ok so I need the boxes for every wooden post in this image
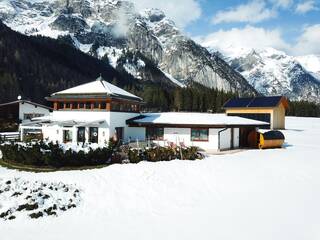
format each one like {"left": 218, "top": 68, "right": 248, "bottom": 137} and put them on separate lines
{"left": 106, "top": 102, "right": 111, "bottom": 111}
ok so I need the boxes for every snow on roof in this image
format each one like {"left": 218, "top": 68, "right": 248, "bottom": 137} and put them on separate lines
{"left": 52, "top": 77, "right": 142, "bottom": 101}
{"left": 130, "top": 112, "right": 269, "bottom": 126}
{"left": 0, "top": 100, "right": 52, "bottom": 110}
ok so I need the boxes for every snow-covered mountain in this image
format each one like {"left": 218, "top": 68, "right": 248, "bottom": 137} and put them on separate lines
{"left": 0, "top": 0, "right": 256, "bottom": 95}
{"left": 213, "top": 46, "right": 320, "bottom": 103}
{"left": 296, "top": 55, "right": 320, "bottom": 82}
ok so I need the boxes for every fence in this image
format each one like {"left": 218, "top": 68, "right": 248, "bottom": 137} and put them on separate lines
{"left": 0, "top": 132, "right": 20, "bottom": 143}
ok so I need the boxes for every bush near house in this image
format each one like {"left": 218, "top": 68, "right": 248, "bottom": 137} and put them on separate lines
{"left": 0, "top": 141, "right": 203, "bottom": 170}
{"left": 0, "top": 141, "right": 115, "bottom": 168}
{"left": 128, "top": 146, "right": 202, "bottom": 163}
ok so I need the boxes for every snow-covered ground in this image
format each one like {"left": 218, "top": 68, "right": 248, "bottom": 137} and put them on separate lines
{"left": 1, "top": 117, "right": 320, "bottom": 240}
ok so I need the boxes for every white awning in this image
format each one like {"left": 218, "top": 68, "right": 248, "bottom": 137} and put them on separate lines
{"left": 21, "top": 117, "right": 106, "bottom": 128}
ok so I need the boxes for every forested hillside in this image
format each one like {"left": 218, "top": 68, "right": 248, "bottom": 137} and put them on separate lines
{"left": 0, "top": 21, "right": 239, "bottom": 112}
{"left": 0, "top": 21, "right": 139, "bottom": 104}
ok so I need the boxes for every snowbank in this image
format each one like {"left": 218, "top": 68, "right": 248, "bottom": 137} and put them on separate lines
{"left": 0, "top": 117, "right": 320, "bottom": 240}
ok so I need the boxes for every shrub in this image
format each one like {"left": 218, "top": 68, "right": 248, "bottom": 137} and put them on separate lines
{"left": 128, "top": 149, "right": 143, "bottom": 163}
{"left": 0, "top": 141, "right": 203, "bottom": 169}
{"left": 145, "top": 147, "right": 178, "bottom": 162}
{"left": 0, "top": 142, "right": 113, "bottom": 168}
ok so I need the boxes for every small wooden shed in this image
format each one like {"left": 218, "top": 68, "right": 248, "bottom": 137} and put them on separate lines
{"left": 223, "top": 96, "right": 289, "bottom": 129}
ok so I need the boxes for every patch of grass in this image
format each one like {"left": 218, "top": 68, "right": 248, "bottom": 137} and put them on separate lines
{"left": 29, "top": 211, "right": 43, "bottom": 219}
{"left": 0, "top": 210, "right": 11, "bottom": 218}
{"left": 44, "top": 206, "right": 57, "bottom": 216}
{"left": 0, "top": 159, "right": 110, "bottom": 173}
{"left": 11, "top": 192, "right": 22, "bottom": 197}
{"left": 17, "top": 203, "right": 39, "bottom": 211}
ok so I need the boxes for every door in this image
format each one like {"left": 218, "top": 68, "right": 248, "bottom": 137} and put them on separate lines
{"left": 115, "top": 127, "right": 124, "bottom": 143}
{"left": 89, "top": 127, "right": 99, "bottom": 143}
{"left": 63, "top": 130, "right": 72, "bottom": 143}
{"left": 77, "top": 127, "right": 85, "bottom": 143}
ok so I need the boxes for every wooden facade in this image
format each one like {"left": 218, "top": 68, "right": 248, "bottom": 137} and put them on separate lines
{"left": 51, "top": 98, "right": 141, "bottom": 113}
{"left": 224, "top": 96, "right": 289, "bottom": 130}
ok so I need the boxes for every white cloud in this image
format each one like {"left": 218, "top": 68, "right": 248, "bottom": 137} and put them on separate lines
{"left": 211, "top": 1, "right": 277, "bottom": 24}
{"left": 295, "top": 1, "right": 318, "bottom": 14}
{"left": 130, "top": 0, "right": 202, "bottom": 28}
{"left": 195, "top": 26, "right": 289, "bottom": 56}
{"left": 194, "top": 24, "right": 320, "bottom": 56}
{"left": 270, "top": 0, "right": 293, "bottom": 8}
{"left": 293, "top": 24, "right": 320, "bottom": 55}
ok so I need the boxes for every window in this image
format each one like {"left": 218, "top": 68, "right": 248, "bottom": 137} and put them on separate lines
{"left": 100, "top": 102, "right": 106, "bottom": 109}
{"left": 23, "top": 113, "right": 44, "bottom": 120}
{"left": 77, "top": 127, "right": 85, "bottom": 143}
{"left": 89, "top": 127, "right": 98, "bottom": 143}
{"left": 71, "top": 102, "right": 78, "bottom": 109}
{"left": 111, "top": 102, "right": 120, "bottom": 111}
{"left": 58, "top": 102, "right": 64, "bottom": 109}
{"left": 191, "top": 128, "right": 209, "bottom": 141}
{"left": 93, "top": 102, "right": 100, "bottom": 109}
{"left": 146, "top": 127, "right": 164, "bottom": 140}
{"left": 85, "top": 102, "right": 91, "bottom": 109}
{"left": 79, "top": 102, "right": 85, "bottom": 109}
{"left": 65, "top": 102, "right": 71, "bottom": 109}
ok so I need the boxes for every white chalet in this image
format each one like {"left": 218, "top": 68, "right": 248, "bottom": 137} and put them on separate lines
{"left": 21, "top": 77, "right": 269, "bottom": 151}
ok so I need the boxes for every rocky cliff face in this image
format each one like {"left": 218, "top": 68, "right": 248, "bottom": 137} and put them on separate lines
{"left": 0, "top": 0, "right": 256, "bottom": 96}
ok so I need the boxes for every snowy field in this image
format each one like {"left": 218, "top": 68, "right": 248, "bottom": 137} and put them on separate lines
{"left": 1, "top": 117, "right": 320, "bottom": 240}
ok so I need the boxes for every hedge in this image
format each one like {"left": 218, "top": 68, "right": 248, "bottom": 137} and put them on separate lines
{"left": 0, "top": 141, "right": 115, "bottom": 168}
{"left": 0, "top": 141, "right": 203, "bottom": 169}
{"left": 128, "top": 146, "right": 202, "bottom": 163}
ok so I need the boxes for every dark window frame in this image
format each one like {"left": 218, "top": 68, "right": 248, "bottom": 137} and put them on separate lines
{"left": 191, "top": 128, "right": 209, "bottom": 142}
{"left": 146, "top": 127, "right": 164, "bottom": 140}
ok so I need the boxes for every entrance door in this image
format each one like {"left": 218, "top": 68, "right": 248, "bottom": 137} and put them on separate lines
{"left": 89, "top": 127, "right": 99, "bottom": 143}
{"left": 63, "top": 129, "right": 72, "bottom": 143}
{"left": 77, "top": 127, "right": 85, "bottom": 143}
{"left": 115, "top": 127, "right": 124, "bottom": 143}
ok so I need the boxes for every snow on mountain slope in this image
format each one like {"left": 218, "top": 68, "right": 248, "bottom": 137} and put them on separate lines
{"left": 0, "top": 0, "right": 256, "bottom": 95}
{"left": 215, "top": 46, "right": 320, "bottom": 103}
{"left": 296, "top": 55, "right": 320, "bottom": 82}
{"left": 1, "top": 117, "right": 320, "bottom": 240}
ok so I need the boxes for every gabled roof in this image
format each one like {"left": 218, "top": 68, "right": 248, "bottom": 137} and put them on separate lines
{"left": 50, "top": 76, "right": 142, "bottom": 102}
{"left": 127, "top": 112, "right": 269, "bottom": 128}
{"left": 0, "top": 100, "right": 52, "bottom": 110}
{"left": 223, "top": 96, "right": 288, "bottom": 109}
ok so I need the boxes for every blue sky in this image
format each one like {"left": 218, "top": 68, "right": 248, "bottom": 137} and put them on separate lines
{"left": 133, "top": 0, "right": 320, "bottom": 55}
{"left": 186, "top": 0, "right": 320, "bottom": 45}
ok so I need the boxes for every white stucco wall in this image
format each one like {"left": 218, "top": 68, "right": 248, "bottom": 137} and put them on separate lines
{"left": 233, "top": 128, "right": 240, "bottom": 148}
{"left": 42, "top": 110, "right": 143, "bottom": 144}
{"left": 152, "top": 127, "right": 240, "bottom": 151}
{"left": 152, "top": 128, "right": 223, "bottom": 151}
{"left": 19, "top": 102, "right": 50, "bottom": 123}
{"left": 109, "top": 112, "right": 142, "bottom": 142}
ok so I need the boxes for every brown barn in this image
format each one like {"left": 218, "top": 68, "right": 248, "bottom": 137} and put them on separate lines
{"left": 223, "top": 96, "right": 289, "bottom": 129}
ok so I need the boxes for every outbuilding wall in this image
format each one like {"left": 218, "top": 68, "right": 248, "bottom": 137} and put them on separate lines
{"left": 19, "top": 102, "right": 50, "bottom": 123}
{"left": 226, "top": 105, "right": 286, "bottom": 130}
{"left": 151, "top": 127, "right": 240, "bottom": 151}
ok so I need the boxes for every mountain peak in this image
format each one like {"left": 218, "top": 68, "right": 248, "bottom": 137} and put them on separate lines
{"left": 141, "top": 8, "right": 166, "bottom": 23}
